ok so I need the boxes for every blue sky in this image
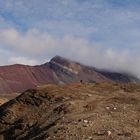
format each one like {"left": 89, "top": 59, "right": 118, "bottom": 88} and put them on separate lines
{"left": 0, "top": 0, "right": 140, "bottom": 76}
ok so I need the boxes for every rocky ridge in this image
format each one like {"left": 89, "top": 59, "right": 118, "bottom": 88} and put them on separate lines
{"left": 0, "top": 56, "right": 139, "bottom": 94}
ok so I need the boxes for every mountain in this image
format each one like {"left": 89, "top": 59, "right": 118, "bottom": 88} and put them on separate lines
{"left": 0, "top": 83, "right": 140, "bottom": 140}
{"left": 0, "top": 56, "right": 139, "bottom": 94}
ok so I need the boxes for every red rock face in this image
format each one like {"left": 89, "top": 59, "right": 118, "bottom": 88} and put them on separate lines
{"left": 0, "top": 64, "right": 57, "bottom": 94}
{"left": 0, "top": 56, "right": 139, "bottom": 94}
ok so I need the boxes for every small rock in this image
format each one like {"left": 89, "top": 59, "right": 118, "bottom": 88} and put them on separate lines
{"left": 113, "top": 107, "right": 117, "bottom": 110}
{"left": 107, "top": 131, "right": 112, "bottom": 136}
{"left": 88, "top": 136, "right": 92, "bottom": 139}
{"left": 87, "top": 94, "right": 92, "bottom": 97}
{"left": 106, "top": 107, "right": 110, "bottom": 110}
{"left": 83, "top": 124, "right": 88, "bottom": 127}
{"left": 83, "top": 120, "right": 88, "bottom": 123}
{"left": 78, "top": 119, "right": 82, "bottom": 122}
{"left": 73, "top": 121, "right": 78, "bottom": 125}
{"left": 95, "top": 131, "right": 105, "bottom": 136}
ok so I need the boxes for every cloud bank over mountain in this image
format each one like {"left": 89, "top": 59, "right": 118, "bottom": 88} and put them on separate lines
{"left": 0, "top": 28, "right": 139, "bottom": 78}
{"left": 0, "top": 0, "right": 140, "bottom": 77}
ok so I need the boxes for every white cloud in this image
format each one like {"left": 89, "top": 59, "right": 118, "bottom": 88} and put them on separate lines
{"left": 0, "top": 28, "right": 140, "bottom": 78}
{"left": 0, "top": 28, "right": 93, "bottom": 57}
{"left": 8, "top": 56, "right": 38, "bottom": 65}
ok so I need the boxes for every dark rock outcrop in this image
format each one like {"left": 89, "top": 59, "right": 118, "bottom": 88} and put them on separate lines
{"left": 0, "top": 86, "right": 67, "bottom": 140}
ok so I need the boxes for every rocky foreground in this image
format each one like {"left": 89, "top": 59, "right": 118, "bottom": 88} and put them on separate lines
{"left": 0, "top": 83, "right": 140, "bottom": 140}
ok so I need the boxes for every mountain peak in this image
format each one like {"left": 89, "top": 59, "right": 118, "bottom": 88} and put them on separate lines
{"left": 49, "top": 56, "right": 82, "bottom": 74}
{"left": 50, "top": 55, "right": 71, "bottom": 65}
{"left": 50, "top": 55, "right": 66, "bottom": 60}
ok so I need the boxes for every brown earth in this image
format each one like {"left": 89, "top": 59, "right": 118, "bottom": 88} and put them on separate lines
{"left": 0, "top": 99, "right": 7, "bottom": 106}
{"left": 0, "top": 83, "right": 140, "bottom": 140}
{"left": 0, "top": 56, "right": 139, "bottom": 94}
{"left": 0, "top": 93, "right": 20, "bottom": 106}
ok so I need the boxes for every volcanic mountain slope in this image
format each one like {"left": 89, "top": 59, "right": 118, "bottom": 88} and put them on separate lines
{"left": 0, "top": 56, "right": 139, "bottom": 94}
{"left": 0, "top": 83, "right": 140, "bottom": 140}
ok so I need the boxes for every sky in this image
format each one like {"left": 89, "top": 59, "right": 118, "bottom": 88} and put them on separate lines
{"left": 0, "top": 0, "right": 140, "bottom": 77}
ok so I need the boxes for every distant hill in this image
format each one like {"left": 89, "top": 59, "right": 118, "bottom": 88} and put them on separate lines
{"left": 0, "top": 55, "right": 139, "bottom": 94}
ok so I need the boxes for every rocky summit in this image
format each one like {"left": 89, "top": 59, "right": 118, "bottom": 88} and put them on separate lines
{"left": 0, "top": 83, "right": 140, "bottom": 140}
{"left": 0, "top": 56, "right": 139, "bottom": 94}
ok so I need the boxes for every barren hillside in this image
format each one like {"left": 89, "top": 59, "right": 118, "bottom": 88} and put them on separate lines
{"left": 0, "top": 56, "right": 139, "bottom": 94}
{"left": 0, "top": 83, "right": 140, "bottom": 140}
